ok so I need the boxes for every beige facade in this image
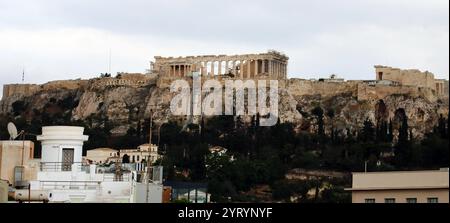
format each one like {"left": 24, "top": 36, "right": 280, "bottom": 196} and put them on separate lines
{"left": 120, "top": 144, "right": 159, "bottom": 164}
{"left": 375, "top": 65, "right": 436, "bottom": 91}
{"left": 347, "top": 169, "right": 449, "bottom": 203}
{"left": 86, "top": 148, "right": 119, "bottom": 164}
{"left": 152, "top": 50, "right": 289, "bottom": 80}
{"left": 0, "top": 179, "right": 8, "bottom": 203}
{"left": 0, "top": 141, "right": 38, "bottom": 187}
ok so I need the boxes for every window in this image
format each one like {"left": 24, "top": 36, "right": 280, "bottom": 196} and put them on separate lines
{"left": 406, "top": 198, "right": 417, "bottom": 203}
{"left": 427, "top": 198, "right": 438, "bottom": 203}
{"left": 365, "top": 199, "right": 375, "bottom": 203}
{"left": 137, "top": 155, "right": 140, "bottom": 162}
{"left": 385, "top": 198, "right": 395, "bottom": 203}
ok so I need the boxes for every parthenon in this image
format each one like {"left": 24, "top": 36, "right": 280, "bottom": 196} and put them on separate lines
{"left": 151, "top": 50, "right": 289, "bottom": 79}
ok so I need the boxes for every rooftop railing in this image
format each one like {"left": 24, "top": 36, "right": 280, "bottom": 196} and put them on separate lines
{"left": 40, "top": 181, "right": 101, "bottom": 190}
{"left": 39, "top": 162, "right": 90, "bottom": 172}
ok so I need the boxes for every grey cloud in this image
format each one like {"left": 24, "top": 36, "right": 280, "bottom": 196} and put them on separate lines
{"left": 0, "top": 0, "right": 448, "bottom": 97}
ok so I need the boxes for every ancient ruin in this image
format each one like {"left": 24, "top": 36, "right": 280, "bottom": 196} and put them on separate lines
{"left": 151, "top": 50, "right": 289, "bottom": 79}
{"left": 0, "top": 51, "right": 448, "bottom": 138}
{"left": 2, "top": 52, "right": 448, "bottom": 103}
{"left": 374, "top": 65, "right": 448, "bottom": 98}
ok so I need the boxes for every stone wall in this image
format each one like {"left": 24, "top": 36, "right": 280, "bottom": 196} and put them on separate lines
{"left": 41, "top": 79, "right": 89, "bottom": 91}
{"left": 286, "top": 79, "right": 359, "bottom": 98}
{"left": 90, "top": 73, "right": 154, "bottom": 90}
{"left": 2, "top": 84, "right": 40, "bottom": 98}
{"left": 2, "top": 74, "right": 154, "bottom": 100}
{"left": 2, "top": 80, "right": 88, "bottom": 99}
{"left": 156, "top": 76, "right": 440, "bottom": 103}
{"left": 357, "top": 83, "right": 436, "bottom": 102}
{"left": 375, "top": 65, "right": 436, "bottom": 90}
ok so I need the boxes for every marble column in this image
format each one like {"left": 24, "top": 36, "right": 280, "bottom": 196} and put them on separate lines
{"left": 210, "top": 62, "right": 214, "bottom": 77}
{"left": 247, "top": 60, "right": 251, "bottom": 78}
{"left": 202, "top": 62, "right": 206, "bottom": 76}
{"left": 285, "top": 63, "right": 288, "bottom": 78}
{"left": 254, "top": 60, "right": 258, "bottom": 77}
{"left": 232, "top": 61, "right": 236, "bottom": 76}
{"left": 268, "top": 60, "right": 272, "bottom": 78}
{"left": 277, "top": 62, "right": 280, "bottom": 78}
{"left": 274, "top": 61, "right": 278, "bottom": 78}
{"left": 261, "top": 60, "right": 266, "bottom": 74}
{"left": 240, "top": 61, "right": 245, "bottom": 79}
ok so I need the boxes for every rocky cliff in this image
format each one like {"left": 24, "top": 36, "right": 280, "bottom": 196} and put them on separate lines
{"left": 1, "top": 74, "right": 448, "bottom": 140}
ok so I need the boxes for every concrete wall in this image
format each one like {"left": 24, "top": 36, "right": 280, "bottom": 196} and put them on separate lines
{"left": 350, "top": 169, "right": 449, "bottom": 203}
{"left": 0, "top": 180, "right": 8, "bottom": 203}
{"left": 132, "top": 183, "right": 163, "bottom": 203}
{"left": 0, "top": 141, "right": 35, "bottom": 186}
{"left": 352, "top": 170, "right": 449, "bottom": 189}
{"left": 352, "top": 188, "right": 449, "bottom": 203}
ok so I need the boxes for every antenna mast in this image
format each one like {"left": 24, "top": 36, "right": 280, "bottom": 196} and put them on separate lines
{"left": 108, "top": 48, "right": 112, "bottom": 75}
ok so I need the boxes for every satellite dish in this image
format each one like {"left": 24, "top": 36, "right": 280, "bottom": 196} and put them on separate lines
{"left": 7, "top": 122, "right": 18, "bottom": 140}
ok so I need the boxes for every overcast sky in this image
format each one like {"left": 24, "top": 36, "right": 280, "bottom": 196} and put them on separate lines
{"left": 0, "top": 0, "right": 448, "bottom": 96}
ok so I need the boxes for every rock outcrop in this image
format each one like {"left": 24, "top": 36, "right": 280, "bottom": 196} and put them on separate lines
{"left": 1, "top": 74, "right": 448, "bottom": 139}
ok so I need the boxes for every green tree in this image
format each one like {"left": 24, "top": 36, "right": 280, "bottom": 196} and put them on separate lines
{"left": 360, "top": 118, "right": 375, "bottom": 142}
{"left": 312, "top": 106, "right": 325, "bottom": 136}
{"left": 395, "top": 114, "right": 412, "bottom": 168}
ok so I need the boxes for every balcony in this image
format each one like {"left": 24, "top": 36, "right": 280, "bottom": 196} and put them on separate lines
{"left": 39, "top": 162, "right": 90, "bottom": 172}
{"left": 40, "top": 181, "right": 101, "bottom": 190}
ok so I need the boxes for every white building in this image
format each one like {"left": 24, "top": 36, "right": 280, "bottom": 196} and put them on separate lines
{"left": 12, "top": 126, "right": 163, "bottom": 203}
{"left": 37, "top": 126, "right": 88, "bottom": 171}
{"left": 120, "top": 144, "right": 160, "bottom": 164}
{"left": 86, "top": 148, "right": 119, "bottom": 164}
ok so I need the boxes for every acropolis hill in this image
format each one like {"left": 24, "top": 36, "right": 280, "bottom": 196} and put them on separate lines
{"left": 0, "top": 51, "right": 448, "bottom": 139}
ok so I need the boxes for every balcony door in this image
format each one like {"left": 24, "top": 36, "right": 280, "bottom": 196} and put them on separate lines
{"left": 62, "top": 148, "right": 75, "bottom": 171}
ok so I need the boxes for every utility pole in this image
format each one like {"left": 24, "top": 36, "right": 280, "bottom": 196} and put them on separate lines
{"left": 145, "top": 109, "right": 153, "bottom": 203}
